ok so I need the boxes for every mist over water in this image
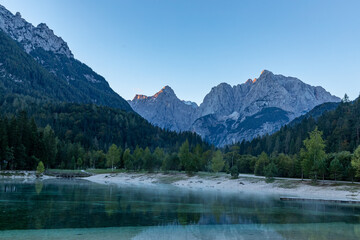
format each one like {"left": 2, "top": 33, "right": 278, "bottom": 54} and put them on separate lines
{"left": 0, "top": 179, "right": 360, "bottom": 239}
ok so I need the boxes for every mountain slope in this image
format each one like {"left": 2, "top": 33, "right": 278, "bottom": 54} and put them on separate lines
{"left": 0, "top": 94, "right": 207, "bottom": 154}
{"left": 129, "top": 86, "right": 198, "bottom": 131}
{"left": 233, "top": 97, "right": 360, "bottom": 156}
{"left": 289, "top": 101, "right": 340, "bottom": 126}
{"left": 0, "top": 4, "right": 131, "bottom": 111}
{"left": 130, "top": 70, "right": 340, "bottom": 146}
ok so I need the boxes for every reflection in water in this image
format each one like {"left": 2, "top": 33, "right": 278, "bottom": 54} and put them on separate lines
{"left": 1, "top": 185, "right": 16, "bottom": 192}
{"left": 0, "top": 223, "right": 359, "bottom": 240}
{"left": 0, "top": 179, "right": 359, "bottom": 239}
{"left": 35, "top": 181, "right": 43, "bottom": 194}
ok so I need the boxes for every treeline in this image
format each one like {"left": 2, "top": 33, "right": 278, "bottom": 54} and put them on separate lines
{"left": 0, "top": 94, "right": 207, "bottom": 153}
{"left": 222, "top": 96, "right": 360, "bottom": 182}
{"left": 2, "top": 109, "right": 360, "bottom": 184}
{"left": 2, "top": 92, "right": 360, "bottom": 184}
{"left": 0, "top": 111, "right": 54, "bottom": 170}
{"left": 0, "top": 111, "right": 221, "bottom": 172}
{"left": 224, "top": 128, "right": 360, "bottom": 182}
{"left": 229, "top": 96, "right": 360, "bottom": 156}
{"left": 0, "top": 94, "right": 210, "bottom": 170}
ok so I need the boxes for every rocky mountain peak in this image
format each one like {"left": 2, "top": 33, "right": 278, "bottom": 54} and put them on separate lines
{"left": 133, "top": 94, "right": 148, "bottom": 101}
{"left": 129, "top": 86, "right": 198, "bottom": 132}
{"left": 245, "top": 79, "right": 253, "bottom": 84}
{"left": 37, "top": 23, "right": 49, "bottom": 29}
{"left": 154, "top": 85, "right": 175, "bottom": 98}
{"left": 257, "top": 69, "right": 274, "bottom": 81}
{"left": 0, "top": 4, "right": 73, "bottom": 58}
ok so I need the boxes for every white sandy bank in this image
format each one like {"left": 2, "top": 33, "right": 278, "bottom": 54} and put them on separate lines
{"left": 85, "top": 172, "right": 360, "bottom": 201}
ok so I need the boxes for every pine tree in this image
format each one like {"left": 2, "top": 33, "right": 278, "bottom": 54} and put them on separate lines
{"left": 301, "top": 127, "right": 326, "bottom": 181}
{"left": 254, "top": 152, "right": 269, "bottom": 176}
{"left": 330, "top": 157, "right": 342, "bottom": 182}
{"left": 123, "top": 148, "right": 133, "bottom": 171}
{"left": 211, "top": 150, "right": 224, "bottom": 173}
{"left": 36, "top": 161, "right": 45, "bottom": 176}
{"left": 179, "top": 140, "right": 196, "bottom": 174}
{"left": 351, "top": 145, "right": 360, "bottom": 178}
{"left": 143, "top": 147, "right": 154, "bottom": 172}
{"left": 106, "top": 144, "right": 121, "bottom": 171}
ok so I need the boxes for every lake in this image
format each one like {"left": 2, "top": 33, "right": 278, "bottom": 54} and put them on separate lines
{"left": 0, "top": 179, "right": 359, "bottom": 239}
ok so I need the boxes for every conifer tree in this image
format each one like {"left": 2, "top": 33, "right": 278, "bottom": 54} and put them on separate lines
{"left": 211, "top": 150, "right": 224, "bottom": 173}
{"left": 301, "top": 127, "right": 326, "bottom": 181}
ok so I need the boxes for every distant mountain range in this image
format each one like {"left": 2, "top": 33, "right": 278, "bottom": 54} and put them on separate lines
{"left": 0, "top": 5, "right": 132, "bottom": 111}
{"left": 0, "top": 4, "right": 342, "bottom": 148}
{"left": 130, "top": 70, "right": 341, "bottom": 146}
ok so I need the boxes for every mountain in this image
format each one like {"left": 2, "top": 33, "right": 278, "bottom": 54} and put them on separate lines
{"left": 0, "top": 4, "right": 132, "bottom": 111}
{"left": 233, "top": 97, "right": 360, "bottom": 156}
{"left": 130, "top": 70, "right": 341, "bottom": 146}
{"left": 129, "top": 86, "right": 198, "bottom": 131}
{"left": 288, "top": 101, "right": 340, "bottom": 127}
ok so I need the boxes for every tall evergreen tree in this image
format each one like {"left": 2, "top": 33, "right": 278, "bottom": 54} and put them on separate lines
{"left": 301, "top": 127, "right": 326, "bottom": 181}
{"left": 106, "top": 144, "right": 121, "bottom": 171}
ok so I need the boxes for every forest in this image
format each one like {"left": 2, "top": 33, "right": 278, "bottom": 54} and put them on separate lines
{"left": 1, "top": 93, "right": 360, "bottom": 183}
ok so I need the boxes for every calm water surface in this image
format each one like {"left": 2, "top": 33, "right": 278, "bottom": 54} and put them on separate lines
{"left": 0, "top": 179, "right": 360, "bottom": 239}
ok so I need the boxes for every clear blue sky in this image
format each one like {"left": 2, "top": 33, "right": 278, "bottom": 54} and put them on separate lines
{"left": 1, "top": 0, "right": 359, "bottom": 104}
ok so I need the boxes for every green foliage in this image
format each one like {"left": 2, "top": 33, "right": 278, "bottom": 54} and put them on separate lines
{"left": 179, "top": 140, "right": 197, "bottom": 174}
{"left": 106, "top": 144, "right": 121, "bottom": 171}
{"left": 0, "top": 93, "right": 209, "bottom": 170}
{"left": 254, "top": 152, "right": 269, "bottom": 176}
{"left": 161, "top": 153, "right": 180, "bottom": 172}
{"left": 143, "top": 147, "right": 154, "bottom": 172}
{"left": 301, "top": 127, "right": 326, "bottom": 181}
{"left": 264, "top": 161, "right": 278, "bottom": 181}
{"left": 275, "top": 154, "right": 295, "bottom": 178}
{"left": 152, "top": 147, "right": 164, "bottom": 171}
{"left": 211, "top": 150, "right": 224, "bottom": 173}
{"left": 329, "top": 157, "right": 343, "bottom": 181}
{"left": 123, "top": 148, "right": 133, "bottom": 171}
{"left": 76, "top": 157, "right": 83, "bottom": 169}
{"left": 36, "top": 161, "right": 45, "bottom": 175}
{"left": 230, "top": 165, "right": 239, "bottom": 179}
{"left": 351, "top": 145, "right": 360, "bottom": 178}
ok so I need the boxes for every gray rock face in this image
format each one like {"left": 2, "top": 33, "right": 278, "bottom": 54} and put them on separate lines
{"left": 0, "top": 5, "right": 73, "bottom": 58}
{"left": 130, "top": 70, "right": 341, "bottom": 146}
{"left": 129, "top": 86, "right": 198, "bottom": 131}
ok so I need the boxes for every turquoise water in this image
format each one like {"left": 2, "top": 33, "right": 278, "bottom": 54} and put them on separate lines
{"left": 0, "top": 179, "right": 360, "bottom": 239}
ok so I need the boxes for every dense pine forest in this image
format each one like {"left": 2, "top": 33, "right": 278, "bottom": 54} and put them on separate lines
{"left": 0, "top": 94, "right": 208, "bottom": 170}
{"left": 2, "top": 92, "right": 360, "bottom": 183}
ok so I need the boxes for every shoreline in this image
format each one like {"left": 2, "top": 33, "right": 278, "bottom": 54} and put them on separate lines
{"left": 84, "top": 172, "right": 360, "bottom": 201}
{"left": 2, "top": 170, "right": 360, "bottom": 201}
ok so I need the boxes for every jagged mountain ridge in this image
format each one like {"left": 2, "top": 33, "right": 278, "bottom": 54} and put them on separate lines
{"left": 130, "top": 70, "right": 341, "bottom": 146}
{"left": 0, "top": 5, "right": 72, "bottom": 58}
{"left": 0, "top": 4, "right": 132, "bottom": 111}
{"left": 129, "top": 86, "right": 198, "bottom": 131}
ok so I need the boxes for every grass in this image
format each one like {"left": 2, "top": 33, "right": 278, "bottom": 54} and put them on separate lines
{"left": 276, "top": 180, "right": 299, "bottom": 189}
{"left": 0, "top": 171, "right": 27, "bottom": 177}
{"left": 46, "top": 169, "right": 85, "bottom": 174}
{"left": 156, "top": 175, "right": 187, "bottom": 184}
{"left": 86, "top": 169, "right": 126, "bottom": 174}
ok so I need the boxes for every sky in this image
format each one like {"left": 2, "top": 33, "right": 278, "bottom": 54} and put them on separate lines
{"left": 0, "top": 0, "right": 359, "bottom": 104}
